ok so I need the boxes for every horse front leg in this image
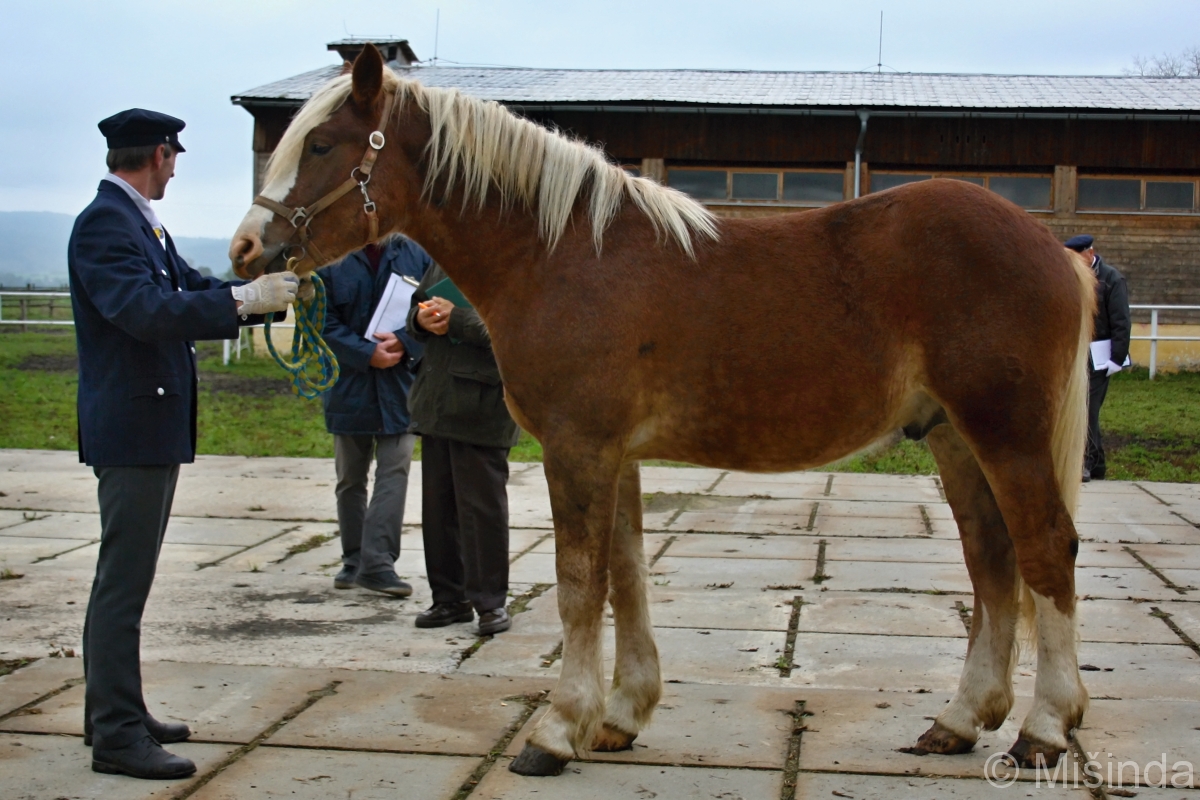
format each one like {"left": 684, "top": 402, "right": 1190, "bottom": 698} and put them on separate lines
{"left": 510, "top": 446, "right": 621, "bottom": 777}
{"left": 593, "top": 461, "right": 661, "bottom": 752}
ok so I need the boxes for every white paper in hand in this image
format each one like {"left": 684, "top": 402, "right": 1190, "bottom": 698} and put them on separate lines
{"left": 1089, "top": 339, "right": 1112, "bottom": 371}
{"left": 363, "top": 272, "right": 416, "bottom": 342}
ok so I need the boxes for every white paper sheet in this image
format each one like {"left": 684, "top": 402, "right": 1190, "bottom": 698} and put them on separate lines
{"left": 363, "top": 272, "right": 416, "bottom": 342}
{"left": 1089, "top": 339, "right": 1112, "bottom": 370}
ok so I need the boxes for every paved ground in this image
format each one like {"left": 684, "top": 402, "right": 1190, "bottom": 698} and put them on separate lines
{"left": 0, "top": 448, "right": 1198, "bottom": 799}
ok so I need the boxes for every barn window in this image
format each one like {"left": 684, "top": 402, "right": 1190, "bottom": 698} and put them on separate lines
{"left": 668, "top": 168, "right": 845, "bottom": 205}
{"left": 732, "top": 172, "right": 779, "bottom": 200}
{"left": 989, "top": 176, "right": 1052, "bottom": 209}
{"left": 1078, "top": 177, "right": 1197, "bottom": 212}
{"left": 783, "top": 172, "right": 844, "bottom": 202}
{"left": 870, "top": 173, "right": 932, "bottom": 192}
{"left": 1145, "top": 181, "right": 1194, "bottom": 210}
{"left": 668, "top": 169, "right": 727, "bottom": 200}
{"left": 1078, "top": 178, "right": 1141, "bottom": 210}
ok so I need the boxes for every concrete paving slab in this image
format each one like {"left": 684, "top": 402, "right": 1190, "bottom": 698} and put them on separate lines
{"left": 815, "top": 516, "right": 932, "bottom": 538}
{"left": 1157, "top": 600, "right": 1200, "bottom": 643}
{"left": 48, "top": 541, "right": 246, "bottom": 574}
{"left": 797, "top": 690, "right": 1085, "bottom": 782}
{"left": 527, "top": 531, "right": 672, "bottom": 556}
{"left": 0, "top": 510, "right": 32, "bottom": 531}
{"left": 649, "top": 588, "right": 795, "bottom": 631}
{"left": 1054, "top": 641, "right": 1200, "bottom": 701}
{"left": 1076, "top": 566, "right": 1179, "bottom": 600}
{"left": 210, "top": 523, "right": 341, "bottom": 573}
{"left": 508, "top": 552, "right": 557, "bottom": 584}
{"left": 793, "top": 771, "right": 1085, "bottom": 799}
{"left": 456, "top": 632, "right": 565, "bottom": 677}
{"left": 826, "top": 482, "right": 945, "bottom": 503}
{"left": 1076, "top": 599, "right": 1183, "bottom": 644}
{"left": 663, "top": 533, "right": 819, "bottom": 561}
{"left": 711, "top": 477, "right": 828, "bottom": 499}
{"left": 817, "top": 560, "right": 973, "bottom": 594}
{"left": 655, "top": 627, "right": 788, "bottom": 686}
{"left": 474, "top": 758, "right": 784, "bottom": 800}
{"left": 789, "top": 632, "right": 965, "bottom": 692}
{"left": 165, "top": 516, "right": 306, "bottom": 547}
{"left": 189, "top": 746, "right": 479, "bottom": 800}
{"left": 0, "top": 511, "right": 99, "bottom": 540}
{"left": 824, "top": 537, "right": 964, "bottom": 564}
{"left": 0, "top": 658, "right": 81, "bottom": 717}
{"left": 639, "top": 466, "right": 726, "bottom": 494}
{"left": 1075, "top": 544, "right": 1143, "bottom": 568}
{"left": 669, "top": 510, "right": 819, "bottom": 534}
{"left": 1075, "top": 520, "right": 1200, "bottom": 545}
{"left": 506, "top": 683, "right": 801, "bottom": 769}
{"left": 0, "top": 733, "right": 234, "bottom": 800}
{"left": 821, "top": 499, "right": 950, "bottom": 520}
{"left": 797, "top": 593, "right": 967, "bottom": 639}
{"left": 1075, "top": 699, "right": 1199, "bottom": 789}
{"left": 270, "top": 671, "right": 550, "bottom": 755}
{"left": 2, "top": 662, "right": 340, "bottom": 743}
{"left": 1160, "top": 569, "right": 1200, "bottom": 592}
{"left": 650, "top": 556, "right": 816, "bottom": 591}
{"left": 1074, "top": 504, "right": 1184, "bottom": 527}
{"left": 0, "top": 535, "right": 99, "bottom": 566}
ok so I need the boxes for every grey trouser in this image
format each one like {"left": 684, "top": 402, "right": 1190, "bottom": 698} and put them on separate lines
{"left": 334, "top": 433, "right": 415, "bottom": 577}
{"left": 421, "top": 435, "right": 511, "bottom": 612}
{"left": 83, "top": 464, "right": 179, "bottom": 750}
{"left": 1086, "top": 369, "right": 1110, "bottom": 475}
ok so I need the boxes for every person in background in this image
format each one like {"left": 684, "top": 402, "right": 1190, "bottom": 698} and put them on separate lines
{"left": 406, "top": 264, "right": 520, "bottom": 635}
{"left": 318, "top": 235, "right": 432, "bottom": 596}
{"left": 70, "top": 108, "right": 296, "bottom": 780}
{"left": 1065, "top": 234, "right": 1131, "bottom": 482}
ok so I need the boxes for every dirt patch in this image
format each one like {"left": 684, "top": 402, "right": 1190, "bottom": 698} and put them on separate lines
{"left": 1103, "top": 433, "right": 1200, "bottom": 465}
{"left": 188, "top": 611, "right": 396, "bottom": 639}
{"left": 15, "top": 354, "right": 78, "bottom": 372}
{"left": 199, "top": 373, "right": 294, "bottom": 397}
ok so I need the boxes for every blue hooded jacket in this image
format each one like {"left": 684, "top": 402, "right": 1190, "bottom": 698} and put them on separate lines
{"left": 317, "top": 237, "right": 432, "bottom": 435}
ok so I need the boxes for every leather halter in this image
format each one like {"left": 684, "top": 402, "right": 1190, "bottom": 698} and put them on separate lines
{"left": 253, "top": 87, "right": 399, "bottom": 267}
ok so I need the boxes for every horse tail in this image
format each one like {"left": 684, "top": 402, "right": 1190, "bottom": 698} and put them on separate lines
{"left": 1017, "top": 246, "right": 1096, "bottom": 652}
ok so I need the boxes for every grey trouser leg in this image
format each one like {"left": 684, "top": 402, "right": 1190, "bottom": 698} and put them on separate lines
{"left": 1086, "top": 369, "right": 1110, "bottom": 475}
{"left": 334, "top": 433, "right": 414, "bottom": 577}
{"left": 83, "top": 464, "right": 179, "bottom": 750}
{"left": 421, "top": 435, "right": 511, "bottom": 612}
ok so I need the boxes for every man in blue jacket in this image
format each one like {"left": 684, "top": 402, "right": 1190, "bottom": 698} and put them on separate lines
{"left": 69, "top": 109, "right": 297, "bottom": 780}
{"left": 318, "top": 235, "right": 431, "bottom": 596}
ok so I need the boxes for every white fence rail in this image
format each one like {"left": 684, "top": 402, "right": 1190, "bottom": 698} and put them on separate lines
{"left": 1130, "top": 305, "right": 1200, "bottom": 379}
{"left": 0, "top": 291, "right": 73, "bottom": 327}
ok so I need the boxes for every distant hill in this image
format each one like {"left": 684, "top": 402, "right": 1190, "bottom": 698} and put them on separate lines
{"left": 0, "top": 211, "right": 233, "bottom": 287}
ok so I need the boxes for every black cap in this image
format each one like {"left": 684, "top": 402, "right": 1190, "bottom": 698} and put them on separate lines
{"left": 98, "top": 109, "right": 186, "bottom": 152}
{"left": 1063, "top": 234, "right": 1094, "bottom": 251}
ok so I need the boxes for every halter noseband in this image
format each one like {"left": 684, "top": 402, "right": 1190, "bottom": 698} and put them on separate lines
{"left": 253, "top": 87, "right": 399, "bottom": 268}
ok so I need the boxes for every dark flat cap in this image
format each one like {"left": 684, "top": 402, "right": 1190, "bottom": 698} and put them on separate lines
{"left": 98, "top": 109, "right": 186, "bottom": 152}
{"left": 1063, "top": 234, "right": 1094, "bottom": 251}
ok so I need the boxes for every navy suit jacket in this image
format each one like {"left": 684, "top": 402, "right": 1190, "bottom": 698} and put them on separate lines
{"left": 317, "top": 238, "right": 432, "bottom": 435}
{"left": 68, "top": 180, "right": 263, "bottom": 466}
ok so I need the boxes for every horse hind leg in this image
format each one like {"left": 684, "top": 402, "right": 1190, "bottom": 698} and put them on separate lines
{"left": 911, "top": 423, "right": 1020, "bottom": 755}
{"left": 592, "top": 461, "right": 661, "bottom": 752}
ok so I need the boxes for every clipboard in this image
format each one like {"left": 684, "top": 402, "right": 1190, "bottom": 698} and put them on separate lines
{"left": 427, "top": 277, "right": 472, "bottom": 309}
{"left": 362, "top": 272, "right": 417, "bottom": 341}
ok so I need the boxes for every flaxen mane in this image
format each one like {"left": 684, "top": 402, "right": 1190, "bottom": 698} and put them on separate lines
{"left": 266, "top": 71, "right": 719, "bottom": 256}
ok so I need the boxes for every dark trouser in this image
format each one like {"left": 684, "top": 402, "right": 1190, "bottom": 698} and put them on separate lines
{"left": 1086, "top": 368, "right": 1110, "bottom": 476}
{"left": 334, "top": 433, "right": 416, "bottom": 578}
{"left": 83, "top": 464, "right": 179, "bottom": 750}
{"left": 421, "top": 435, "right": 511, "bottom": 613}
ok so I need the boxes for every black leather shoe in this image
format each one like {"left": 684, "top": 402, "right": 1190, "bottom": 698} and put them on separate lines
{"left": 1091, "top": 468, "right": 1106, "bottom": 480}
{"left": 334, "top": 566, "right": 357, "bottom": 589}
{"left": 415, "top": 601, "right": 474, "bottom": 628}
{"left": 84, "top": 715, "right": 191, "bottom": 747}
{"left": 356, "top": 571, "right": 413, "bottom": 597}
{"left": 92, "top": 735, "right": 196, "bottom": 779}
{"left": 478, "top": 607, "right": 512, "bottom": 635}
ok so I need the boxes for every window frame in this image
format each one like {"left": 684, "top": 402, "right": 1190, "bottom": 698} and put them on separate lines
{"left": 868, "top": 171, "right": 1055, "bottom": 211}
{"left": 666, "top": 166, "right": 847, "bottom": 207}
{"left": 1077, "top": 175, "right": 1198, "bottom": 214}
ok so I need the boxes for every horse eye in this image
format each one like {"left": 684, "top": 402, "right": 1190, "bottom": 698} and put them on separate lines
{"left": 310, "top": 143, "right": 332, "bottom": 156}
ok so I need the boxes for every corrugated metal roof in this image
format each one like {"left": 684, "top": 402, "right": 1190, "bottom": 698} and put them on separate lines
{"left": 231, "top": 65, "right": 1200, "bottom": 113}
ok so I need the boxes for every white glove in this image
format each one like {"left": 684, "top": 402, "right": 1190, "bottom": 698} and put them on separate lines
{"left": 1105, "top": 361, "right": 1123, "bottom": 377}
{"left": 232, "top": 272, "right": 299, "bottom": 315}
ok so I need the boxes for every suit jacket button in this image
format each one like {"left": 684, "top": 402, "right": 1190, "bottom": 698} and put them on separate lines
{"left": 191, "top": 346, "right": 196, "bottom": 354}
{"left": 161, "top": 269, "right": 168, "bottom": 276}
{"left": 157, "top": 387, "right": 165, "bottom": 396}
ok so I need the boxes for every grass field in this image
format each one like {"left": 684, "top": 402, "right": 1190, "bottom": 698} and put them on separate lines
{"left": 3, "top": 329, "right": 1198, "bottom": 481}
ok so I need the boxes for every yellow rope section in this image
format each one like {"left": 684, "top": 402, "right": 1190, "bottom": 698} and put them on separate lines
{"left": 263, "top": 272, "right": 340, "bottom": 399}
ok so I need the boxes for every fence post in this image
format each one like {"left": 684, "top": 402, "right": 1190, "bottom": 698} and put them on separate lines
{"left": 19, "top": 296, "right": 27, "bottom": 333}
{"left": 1149, "top": 309, "right": 1159, "bottom": 380}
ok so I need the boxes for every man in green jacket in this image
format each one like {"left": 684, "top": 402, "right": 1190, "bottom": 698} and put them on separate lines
{"left": 406, "top": 264, "right": 520, "bottom": 635}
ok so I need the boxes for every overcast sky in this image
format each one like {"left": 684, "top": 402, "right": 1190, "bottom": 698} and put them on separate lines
{"left": 1, "top": 0, "right": 1198, "bottom": 238}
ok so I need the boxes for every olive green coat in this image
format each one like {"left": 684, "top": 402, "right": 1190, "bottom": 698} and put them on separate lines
{"left": 405, "top": 264, "right": 520, "bottom": 449}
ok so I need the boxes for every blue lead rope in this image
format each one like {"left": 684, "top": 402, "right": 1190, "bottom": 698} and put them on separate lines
{"left": 263, "top": 273, "right": 340, "bottom": 399}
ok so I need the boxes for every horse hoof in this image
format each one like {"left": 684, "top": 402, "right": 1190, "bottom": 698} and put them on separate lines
{"left": 591, "top": 724, "right": 637, "bottom": 752}
{"left": 509, "top": 743, "right": 568, "bottom": 776}
{"left": 1007, "top": 735, "right": 1065, "bottom": 769}
{"left": 901, "top": 722, "right": 975, "bottom": 756}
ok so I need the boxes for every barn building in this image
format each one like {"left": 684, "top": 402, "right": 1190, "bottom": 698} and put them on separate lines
{"left": 233, "top": 38, "right": 1200, "bottom": 364}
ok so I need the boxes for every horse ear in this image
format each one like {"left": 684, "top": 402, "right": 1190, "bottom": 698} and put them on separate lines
{"left": 350, "top": 44, "right": 384, "bottom": 113}
{"left": 340, "top": 60, "right": 353, "bottom": 76}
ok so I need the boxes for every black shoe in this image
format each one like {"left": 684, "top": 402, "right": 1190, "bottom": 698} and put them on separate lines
{"left": 84, "top": 715, "right": 191, "bottom": 747}
{"left": 92, "top": 735, "right": 196, "bottom": 779}
{"left": 1082, "top": 469, "right": 1091, "bottom": 483}
{"left": 355, "top": 571, "right": 413, "bottom": 597}
{"left": 334, "top": 566, "right": 357, "bottom": 589}
{"left": 1091, "top": 468, "right": 1106, "bottom": 480}
{"left": 478, "top": 607, "right": 512, "bottom": 635}
{"left": 415, "top": 601, "right": 474, "bottom": 628}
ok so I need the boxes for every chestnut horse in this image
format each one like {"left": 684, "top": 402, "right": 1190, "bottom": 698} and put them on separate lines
{"left": 231, "top": 45, "right": 1095, "bottom": 776}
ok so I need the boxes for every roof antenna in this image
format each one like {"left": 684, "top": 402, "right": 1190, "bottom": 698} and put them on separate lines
{"left": 433, "top": 9, "right": 440, "bottom": 65}
{"left": 876, "top": 10, "right": 883, "bottom": 74}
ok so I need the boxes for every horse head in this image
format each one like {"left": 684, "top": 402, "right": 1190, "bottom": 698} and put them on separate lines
{"left": 229, "top": 44, "right": 418, "bottom": 278}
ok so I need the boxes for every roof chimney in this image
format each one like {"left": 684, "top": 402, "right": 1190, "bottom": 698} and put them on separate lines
{"left": 327, "top": 38, "right": 419, "bottom": 66}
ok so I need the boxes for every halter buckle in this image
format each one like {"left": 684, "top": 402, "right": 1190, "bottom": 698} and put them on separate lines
{"left": 369, "top": 131, "right": 385, "bottom": 150}
{"left": 288, "top": 207, "right": 309, "bottom": 228}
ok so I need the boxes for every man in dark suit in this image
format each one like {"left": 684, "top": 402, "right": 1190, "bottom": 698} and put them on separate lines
{"left": 68, "top": 109, "right": 297, "bottom": 779}
{"left": 1064, "top": 234, "right": 1131, "bottom": 482}
{"left": 317, "top": 235, "right": 431, "bottom": 597}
